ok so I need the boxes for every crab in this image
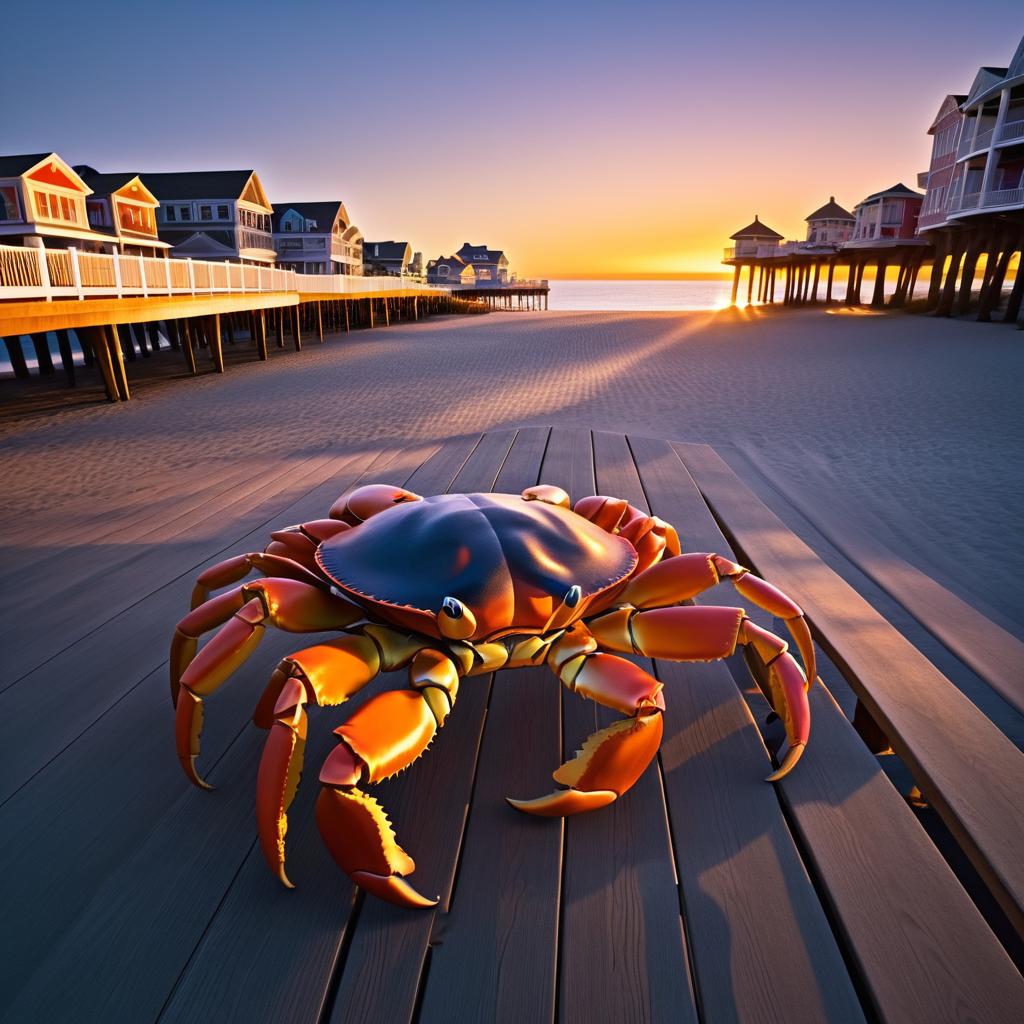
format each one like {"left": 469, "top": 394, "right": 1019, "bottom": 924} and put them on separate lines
{"left": 171, "top": 482, "right": 814, "bottom": 908}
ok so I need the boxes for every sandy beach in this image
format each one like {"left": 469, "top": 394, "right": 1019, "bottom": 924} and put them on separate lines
{"left": 3, "top": 306, "right": 1022, "bottom": 637}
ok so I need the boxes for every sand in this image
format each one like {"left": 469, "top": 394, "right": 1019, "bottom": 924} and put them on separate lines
{"left": 2, "top": 306, "right": 1022, "bottom": 639}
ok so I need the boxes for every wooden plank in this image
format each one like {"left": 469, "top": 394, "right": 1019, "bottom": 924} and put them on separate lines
{"left": 415, "top": 427, "right": 565, "bottom": 1024}
{"left": 159, "top": 435, "right": 490, "bottom": 1024}
{"left": 668, "top": 439, "right": 1024, "bottom": 1015}
{"left": 0, "top": 445, "right": 442, "bottom": 1022}
{"left": 631, "top": 435, "right": 869, "bottom": 1021}
{"left": 326, "top": 430, "right": 520, "bottom": 1024}
{"left": 556, "top": 431, "right": 699, "bottom": 1023}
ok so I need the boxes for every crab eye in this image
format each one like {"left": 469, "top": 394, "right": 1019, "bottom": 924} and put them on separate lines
{"left": 563, "top": 585, "right": 582, "bottom": 608}
{"left": 442, "top": 596, "right": 464, "bottom": 619}
{"left": 438, "top": 597, "right": 477, "bottom": 640}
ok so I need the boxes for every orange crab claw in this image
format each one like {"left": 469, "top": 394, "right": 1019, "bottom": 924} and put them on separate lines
{"left": 329, "top": 484, "right": 422, "bottom": 524}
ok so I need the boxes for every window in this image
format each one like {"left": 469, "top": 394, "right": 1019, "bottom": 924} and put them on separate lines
{"left": 179, "top": 205, "right": 191, "bottom": 221}
{"left": 0, "top": 185, "right": 22, "bottom": 222}
{"left": 35, "top": 191, "right": 50, "bottom": 217}
{"left": 165, "top": 206, "right": 176, "bottom": 222}
{"left": 218, "top": 204, "right": 229, "bottom": 220}
{"left": 200, "top": 205, "right": 212, "bottom": 221}
{"left": 283, "top": 221, "right": 292, "bottom": 231}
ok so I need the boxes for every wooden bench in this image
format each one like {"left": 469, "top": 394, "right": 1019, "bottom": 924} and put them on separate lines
{"left": 1, "top": 427, "right": 1022, "bottom": 1023}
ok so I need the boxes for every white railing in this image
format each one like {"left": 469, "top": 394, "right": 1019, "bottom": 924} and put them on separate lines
{"left": 981, "top": 186, "right": 1024, "bottom": 209}
{"left": 0, "top": 243, "right": 447, "bottom": 302}
{"left": 997, "top": 118, "right": 1024, "bottom": 143}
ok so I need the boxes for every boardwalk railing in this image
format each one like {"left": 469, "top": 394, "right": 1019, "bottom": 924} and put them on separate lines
{"left": 0, "top": 243, "right": 446, "bottom": 302}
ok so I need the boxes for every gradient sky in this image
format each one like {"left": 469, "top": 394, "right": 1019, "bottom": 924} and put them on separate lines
{"left": 2, "top": 2, "right": 1021, "bottom": 276}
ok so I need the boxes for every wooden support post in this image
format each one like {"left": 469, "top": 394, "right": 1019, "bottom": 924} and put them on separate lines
{"left": 4, "top": 336, "right": 30, "bottom": 379}
{"left": 935, "top": 242, "right": 965, "bottom": 317}
{"left": 256, "top": 310, "right": 268, "bottom": 360}
{"left": 81, "top": 327, "right": 117, "bottom": 401}
{"left": 55, "top": 329, "right": 76, "bottom": 386}
{"left": 290, "top": 306, "right": 302, "bottom": 351}
{"left": 871, "top": 259, "right": 888, "bottom": 307}
{"left": 316, "top": 302, "right": 324, "bottom": 342}
{"left": 746, "top": 264, "right": 754, "bottom": 305}
{"left": 1002, "top": 233, "right": 1024, "bottom": 323}
{"left": 209, "top": 314, "right": 225, "bottom": 373}
{"left": 180, "top": 320, "right": 197, "bottom": 374}
{"left": 165, "top": 320, "right": 180, "bottom": 350}
{"left": 384, "top": 298, "right": 390, "bottom": 326}
{"left": 105, "top": 325, "right": 131, "bottom": 400}
{"left": 275, "top": 308, "right": 285, "bottom": 348}
{"left": 369, "top": 299, "right": 375, "bottom": 328}
{"left": 730, "top": 264, "right": 740, "bottom": 305}
{"left": 926, "top": 234, "right": 950, "bottom": 309}
{"left": 224, "top": 315, "right": 236, "bottom": 346}
{"left": 344, "top": 301, "right": 350, "bottom": 333}
{"left": 955, "top": 232, "right": 985, "bottom": 316}
{"left": 30, "top": 333, "right": 55, "bottom": 374}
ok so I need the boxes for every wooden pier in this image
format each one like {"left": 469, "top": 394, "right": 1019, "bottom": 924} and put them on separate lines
{"left": 454, "top": 283, "right": 550, "bottom": 311}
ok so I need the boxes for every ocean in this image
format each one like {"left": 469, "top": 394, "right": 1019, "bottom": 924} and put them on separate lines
{"left": 547, "top": 278, "right": 733, "bottom": 311}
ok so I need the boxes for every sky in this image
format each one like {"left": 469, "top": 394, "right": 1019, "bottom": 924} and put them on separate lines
{"left": 2, "top": 2, "right": 1021, "bottom": 277}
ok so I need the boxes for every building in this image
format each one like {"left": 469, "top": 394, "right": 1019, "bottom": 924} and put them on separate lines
{"left": 454, "top": 242, "right": 509, "bottom": 285}
{"left": 917, "top": 96, "right": 967, "bottom": 232}
{"left": 944, "top": 41, "right": 1024, "bottom": 221}
{"left": 146, "top": 170, "right": 276, "bottom": 264}
{"left": 426, "top": 255, "right": 476, "bottom": 286}
{"left": 272, "top": 201, "right": 362, "bottom": 275}
{"left": 0, "top": 152, "right": 130, "bottom": 251}
{"left": 805, "top": 197, "right": 855, "bottom": 247}
{"left": 845, "top": 184, "right": 924, "bottom": 247}
{"left": 725, "top": 216, "right": 783, "bottom": 259}
{"left": 73, "top": 167, "right": 170, "bottom": 256}
{"left": 363, "top": 240, "right": 413, "bottom": 276}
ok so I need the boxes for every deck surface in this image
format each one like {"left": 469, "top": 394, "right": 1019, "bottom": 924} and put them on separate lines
{"left": 2, "top": 421, "right": 1023, "bottom": 1024}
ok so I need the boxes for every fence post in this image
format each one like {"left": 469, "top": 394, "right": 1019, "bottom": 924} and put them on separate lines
{"left": 257, "top": 264, "right": 263, "bottom": 292}
{"left": 165, "top": 254, "right": 172, "bottom": 294}
{"left": 36, "top": 245, "right": 53, "bottom": 301}
{"left": 139, "top": 254, "right": 148, "bottom": 298}
{"left": 69, "top": 247, "right": 83, "bottom": 300}
{"left": 113, "top": 250, "right": 123, "bottom": 298}
{"left": 187, "top": 258, "right": 195, "bottom": 296}
{"left": 225, "top": 259, "right": 231, "bottom": 294}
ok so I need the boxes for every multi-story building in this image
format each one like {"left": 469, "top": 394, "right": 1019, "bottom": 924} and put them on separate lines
{"left": 426, "top": 254, "right": 476, "bottom": 286}
{"left": 454, "top": 242, "right": 509, "bottom": 285}
{"left": 845, "top": 184, "right": 924, "bottom": 247}
{"left": 272, "top": 201, "right": 362, "bottom": 275}
{"left": 917, "top": 96, "right": 967, "bottom": 232}
{"left": 74, "top": 167, "right": 170, "bottom": 256}
{"left": 805, "top": 198, "right": 855, "bottom": 247}
{"left": 943, "top": 39, "right": 1024, "bottom": 221}
{"left": 147, "top": 170, "right": 276, "bottom": 264}
{"left": 0, "top": 152, "right": 129, "bottom": 251}
{"left": 363, "top": 240, "right": 413, "bottom": 276}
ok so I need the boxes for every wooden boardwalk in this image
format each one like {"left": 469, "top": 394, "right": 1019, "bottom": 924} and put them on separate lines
{"left": 2, "top": 426, "right": 1023, "bottom": 1023}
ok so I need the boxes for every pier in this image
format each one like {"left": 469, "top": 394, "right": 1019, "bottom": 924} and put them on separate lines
{"left": 451, "top": 281, "right": 549, "bottom": 310}
{"left": 0, "top": 243, "right": 485, "bottom": 402}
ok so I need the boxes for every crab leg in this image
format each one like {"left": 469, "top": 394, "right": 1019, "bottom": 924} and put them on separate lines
{"left": 588, "top": 605, "right": 810, "bottom": 780}
{"left": 510, "top": 648, "right": 666, "bottom": 817}
{"left": 573, "top": 494, "right": 681, "bottom": 572}
{"left": 619, "top": 552, "right": 816, "bottom": 686}
{"left": 190, "top": 551, "right": 326, "bottom": 609}
{"left": 262, "top": 518, "right": 353, "bottom": 573}
{"left": 172, "top": 579, "right": 362, "bottom": 787}
{"left": 316, "top": 649, "right": 460, "bottom": 908}
{"left": 254, "top": 633, "right": 382, "bottom": 885}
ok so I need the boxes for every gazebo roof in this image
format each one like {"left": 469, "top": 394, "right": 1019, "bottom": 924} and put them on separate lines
{"left": 806, "top": 197, "right": 854, "bottom": 222}
{"left": 729, "top": 216, "right": 783, "bottom": 240}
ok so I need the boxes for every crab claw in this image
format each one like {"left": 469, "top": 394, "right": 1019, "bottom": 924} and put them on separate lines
{"left": 508, "top": 710, "right": 664, "bottom": 817}
{"left": 762, "top": 652, "right": 810, "bottom": 782}
{"left": 315, "top": 785, "right": 438, "bottom": 908}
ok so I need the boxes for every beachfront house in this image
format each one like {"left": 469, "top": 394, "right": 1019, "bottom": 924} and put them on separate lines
{"left": 805, "top": 198, "right": 855, "bottom": 247}
{"left": 147, "top": 170, "right": 276, "bottom": 265}
{"left": 725, "top": 216, "right": 783, "bottom": 259}
{"left": 0, "top": 152, "right": 132, "bottom": 252}
{"left": 917, "top": 95, "right": 967, "bottom": 232}
{"left": 455, "top": 242, "right": 510, "bottom": 285}
{"left": 942, "top": 39, "right": 1024, "bottom": 220}
{"left": 272, "top": 202, "right": 363, "bottom": 275}
{"left": 426, "top": 254, "right": 476, "bottom": 286}
{"left": 73, "top": 167, "right": 171, "bottom": 257}
{"left": 363, "top": 240, "right": 413, "bottom": 276}
{"left": 845, "top": 184, "right": 924, "bottom": 246}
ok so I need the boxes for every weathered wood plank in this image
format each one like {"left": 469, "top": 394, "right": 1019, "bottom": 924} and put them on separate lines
{"left": 555, "top": 431, "right": 698, "bottom": 1024}
{"left": 416, "top": 427, "right": 565, "bottom": 1024}
{"left": 325, "top": 430, "right": 521, "bottom": 1024}
{"left": 159, "top": 435, "right": 490, "bottom": 1024}
{"left": 669, "top": 439, "right": 1024, "bottom": 1018}
{"left": 632, "top": 435, "right": 869, "bottom": 1022}
{"left": 0, "top": 446, "right": 430, "bottom": 1015}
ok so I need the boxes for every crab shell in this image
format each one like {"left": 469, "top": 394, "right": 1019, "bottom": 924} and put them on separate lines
{"left": 315, "top": 492, "right": 639, "bottom": 641}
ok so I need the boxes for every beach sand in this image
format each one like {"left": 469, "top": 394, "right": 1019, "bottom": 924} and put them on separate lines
{"left": 3, "top": 306, "right": 1022, "bottom": 642}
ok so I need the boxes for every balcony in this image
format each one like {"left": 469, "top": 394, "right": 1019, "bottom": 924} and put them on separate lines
{"left": 949, "top": 185, "right": 1024, "bottom": 214}
{"left": 239, "top": 228, "right": 274, "bottom": 253}
{"left": 957, "top": 125, "right": 995, "bottom": 158}
{"left": 997, "top": 118, "right": 1024, "bottom": 143}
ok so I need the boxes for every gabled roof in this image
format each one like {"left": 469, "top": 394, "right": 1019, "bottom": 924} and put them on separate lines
{"left": 75, "top": 169, "right": 159, "bottom": 205}
{"left": 927, "top": 95, "right": 967, "bottom": 133}
{"left": 456, "top": 242, "right": 507, "bottom": 263}
{"left": 0, "top": 153, "right": 55, "bottom": 177}
{"left": 272, "top": 201, "right": 349, "bottom": 233}
{"left": 858, "top": 183, "right": 924, "bottom": 205}
{"left": 430, "top": 254, "right": 468, "bottom": 269}
{"left": 963, "top": 67, "right": 1008, "bottom": 108}
{"left": 363, "top": 240, "right": 412, "bottom": 261}
{"left": 729, "top": 216, "right": 783, "bottom": 240}
{"left": 805, "top": 197, "right": 854, "bottom": 222}
{"left": 141, "top": 170, "right": 264, "bottom": 204}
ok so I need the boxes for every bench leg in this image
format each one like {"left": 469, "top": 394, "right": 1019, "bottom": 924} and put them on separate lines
{"left": 853, "top": 699, "right": 893, "bottom": 755}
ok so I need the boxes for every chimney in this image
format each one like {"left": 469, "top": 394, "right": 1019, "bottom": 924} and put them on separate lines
{"left": 829, "top": 195, "right": 835, "bottom": 203}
